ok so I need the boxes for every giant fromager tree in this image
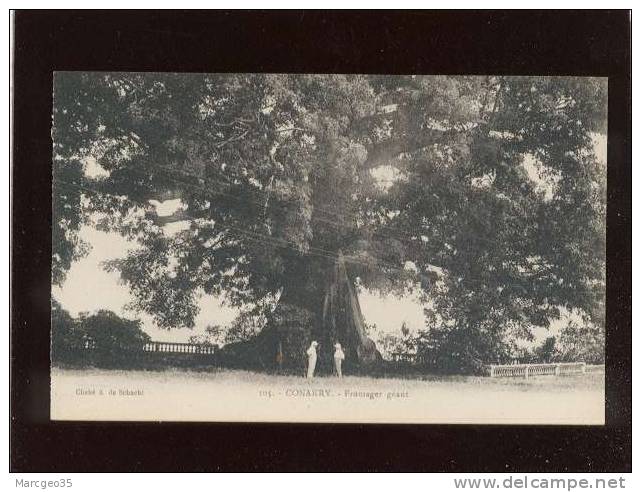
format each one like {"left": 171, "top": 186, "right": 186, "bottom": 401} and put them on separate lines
{"left": 52, "top": 74, "right": 606, "bottom": 372}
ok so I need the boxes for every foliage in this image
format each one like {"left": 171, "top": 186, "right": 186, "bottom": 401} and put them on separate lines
{"left": 52, "top": 159, "right": 89, "bottom": 285}
{"left": 533, "top": 336, "right": 559, "bottom": 363}
{"left": 188, "top": 312, "right": 267, "bottom": 348}
{"left": 557, "top": 320, "right": 605, "bottom": 364}
{"left": 52, "top": 303, "right": 151, "bottom": 361}
{"left": 51, "top": 299, "right": 84, "bottom": 360}
{"left": 225, "top": 310, "right": 267, "bottom": 344}
{"left": 415, "top": 324, "right": 514, "bottom": 374}
{"left": 188, "top": 324, "right": 224, "bottom": 346}
{"left": 372, "top": 322, "right": 416, "bottom": 359}
{"left": 78, "top": 310, "right": 150, "bottom": 354}
{"left": 52, "top": 74, "right": 607, "bottom": 368}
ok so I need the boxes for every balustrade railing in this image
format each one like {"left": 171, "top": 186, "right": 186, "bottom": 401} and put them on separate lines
{"left": 488, "top": 362, "right": 589, "bottom": 378}
{"left": 81, "top": 339, "right": 218, "bottom": 355}
{"left": 142, "top": 341, "right": 218, "bottom": 354}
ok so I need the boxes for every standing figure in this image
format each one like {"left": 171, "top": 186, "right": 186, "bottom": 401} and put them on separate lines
{"left": 334, "top": 342, "right": 345, "bottom": 378}
{"left": 306, "top": 341, "right": 318, "bottom": 378}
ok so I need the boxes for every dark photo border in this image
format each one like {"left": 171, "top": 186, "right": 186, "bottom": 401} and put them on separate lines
{"left": 11, "top": 10, "right": 631, "bottom": 472}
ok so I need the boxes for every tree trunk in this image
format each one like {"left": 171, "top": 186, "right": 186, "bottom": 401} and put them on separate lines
{"left": 224, "top": 252, "right": 381, "bottom": 373}
{"left": 318, "top": 250, "right": 380, "bottom": 371}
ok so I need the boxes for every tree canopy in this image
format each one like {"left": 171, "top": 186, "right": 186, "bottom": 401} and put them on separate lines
{"left": 52, "top": 73, "right": 606, "bottom": 369}
{"left": 79, "top": 310, "right": 151, "bottom": 353}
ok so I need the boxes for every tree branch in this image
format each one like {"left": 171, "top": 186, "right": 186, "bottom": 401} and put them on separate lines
{"left": 146, "top": 208, "right": 209, "bottom": 226}
{"left": 363, "top": 128, "right": 455, "bottom": 169}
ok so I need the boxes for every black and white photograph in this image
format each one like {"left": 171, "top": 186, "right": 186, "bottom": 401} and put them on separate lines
{"left": 50, "top": 73, "right": 607, "bottom": 424}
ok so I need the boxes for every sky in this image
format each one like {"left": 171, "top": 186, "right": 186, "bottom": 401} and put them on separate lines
{"left": 53, "top": 135, "right": 606, "bottom": 345}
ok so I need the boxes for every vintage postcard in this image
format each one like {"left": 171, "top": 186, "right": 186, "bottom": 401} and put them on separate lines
{"left": 50, "top": 73, "right": 606, "bottom": 424}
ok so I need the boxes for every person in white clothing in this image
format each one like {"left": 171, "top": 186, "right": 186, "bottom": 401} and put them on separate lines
{"left": 306, "top": 341, "right": 318, "bottom": 378}
{"left": 334, "top": 342, "right": 345, "bottom": 378}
